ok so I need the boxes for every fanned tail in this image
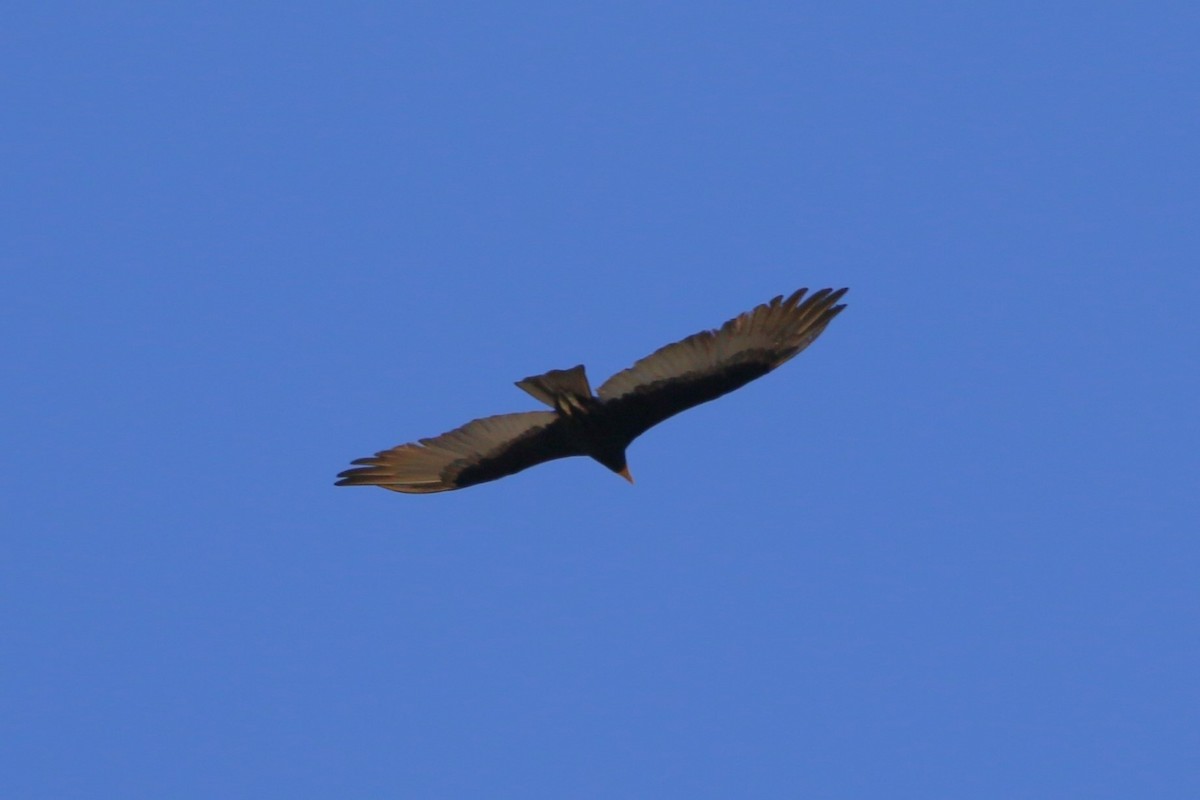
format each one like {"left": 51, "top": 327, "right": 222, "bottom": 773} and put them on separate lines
{"left": 515, "top": 364, "right": 593, "bottom": 409}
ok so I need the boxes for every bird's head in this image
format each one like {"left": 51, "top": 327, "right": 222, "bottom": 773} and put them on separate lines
{"left": 595, "top": 449, "right": 634, "bottom": 484}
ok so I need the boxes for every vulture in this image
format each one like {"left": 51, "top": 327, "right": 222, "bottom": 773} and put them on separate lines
{"left": 336, "top": 287, "right": 847, "bottom": 493}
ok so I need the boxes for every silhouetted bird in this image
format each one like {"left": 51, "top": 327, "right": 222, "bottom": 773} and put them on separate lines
{"left": 336, "top": 287, "right": 847, "bottom": 493}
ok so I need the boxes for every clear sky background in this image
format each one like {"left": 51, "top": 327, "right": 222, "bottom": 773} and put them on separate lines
{"left": 4, "top": 2, "right": 1197, "bottom": 798}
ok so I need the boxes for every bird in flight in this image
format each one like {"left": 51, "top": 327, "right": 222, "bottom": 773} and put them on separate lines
{"left": 336, "top": 287, "right": 848, "bottom": 493}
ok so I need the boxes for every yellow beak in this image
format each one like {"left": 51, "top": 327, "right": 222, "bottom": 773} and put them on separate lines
{"left": 617, "top": 465, "right": 635, "bottom": 484}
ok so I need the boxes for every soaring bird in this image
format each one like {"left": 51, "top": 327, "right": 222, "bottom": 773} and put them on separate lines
{"left": 336, "top": 287, "right": 847, "bottom": 493}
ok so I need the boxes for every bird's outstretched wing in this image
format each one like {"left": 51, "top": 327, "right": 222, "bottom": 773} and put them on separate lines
{"left": 595, "top": 287, "right": 847, "bottom": 440}
{"left": 336, "top": 411, "right": 581, "bottom": 493}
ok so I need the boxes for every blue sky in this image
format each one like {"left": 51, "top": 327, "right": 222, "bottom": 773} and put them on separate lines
{"left": 4, "top": 2, "right": 1198, "bottom": 797}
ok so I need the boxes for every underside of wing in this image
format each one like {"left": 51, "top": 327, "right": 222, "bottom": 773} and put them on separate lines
{"left": 335, "top": 411, "right": 578, "bottom": 493}
{"left": 595, "top": 287, "right": 847, "bottom": 438}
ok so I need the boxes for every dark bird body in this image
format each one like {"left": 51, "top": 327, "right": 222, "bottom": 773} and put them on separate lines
{"left": 336, "top": 287, "right": 848, "bottom": 493}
